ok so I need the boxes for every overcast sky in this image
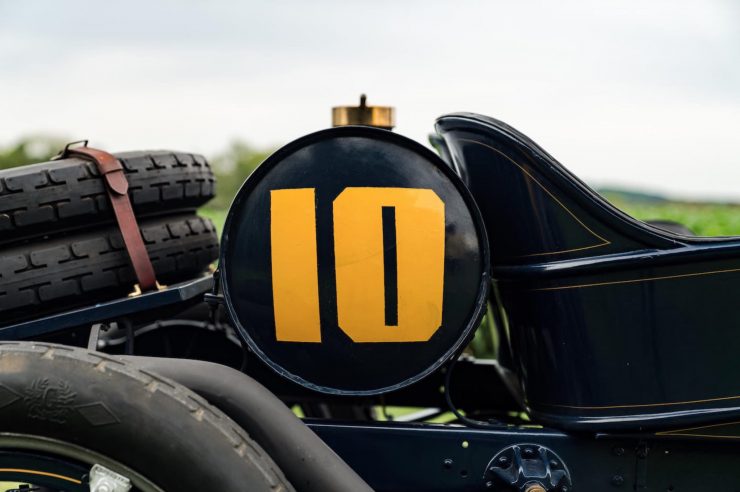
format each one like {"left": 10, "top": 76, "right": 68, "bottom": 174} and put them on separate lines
{"left": 1, "top": 1, "right": 738, "bottom": 200}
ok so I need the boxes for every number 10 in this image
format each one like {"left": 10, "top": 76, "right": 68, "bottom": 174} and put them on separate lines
{"left": 270, "top": 187, "right": 445, "bottom": 343}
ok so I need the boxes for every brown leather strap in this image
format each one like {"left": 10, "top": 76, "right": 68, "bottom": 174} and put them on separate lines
{"left": 63, "top": 146, "right": 158, "bottom": 292}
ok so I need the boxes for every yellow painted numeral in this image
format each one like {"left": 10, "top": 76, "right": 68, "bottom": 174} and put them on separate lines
{"left": 270, "top": 187, "right": 445, "bottom": 343}
{"left": 270, "top": 189, "right": 322, "bottom": 342}
{"left": 333, "top": 188, "right": 445, "bottom": 342}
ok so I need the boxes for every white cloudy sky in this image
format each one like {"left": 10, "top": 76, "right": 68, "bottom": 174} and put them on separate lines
{"left": 1, "top": 1, "right": 739, "bottom": 199}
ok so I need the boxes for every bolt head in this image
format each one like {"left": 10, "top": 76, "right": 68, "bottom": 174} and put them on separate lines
{"left": 524, "top": 484, "right": 546, "bottom": 492}
{"left": 611, "top": 474, "right": 625, "bottom": 486}
{"left": 613, "top": 446, "right": 625, "bottom": 456}
{"left": 443, "top": 458, "right": 453, "bottom": 469}
{"left": 498, "top": 455, "right": 509, "bottom": 466}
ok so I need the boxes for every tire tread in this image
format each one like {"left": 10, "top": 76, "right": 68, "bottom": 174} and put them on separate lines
{"left": 0, "top": 151, "right": 215, "bottom": 245}
{"left": 0, "top": 215, "right": 218, "bottom": 322}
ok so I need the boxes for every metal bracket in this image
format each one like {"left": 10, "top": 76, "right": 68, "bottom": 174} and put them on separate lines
{"left": 89, "top": 463, "right": 132, "bottom": 492}
{"left": 52, "top": 139, "right": 89, "bottom": 160}
{"left": 634, "top": 442, "right": 649, "bottom": 490}
{"left": 128, "top": 281, "right": 167, "bottom": 297}
{"left": 87, "top": 323, "right": 109, "bottom": 351}
{"left": 0, "top": 276, "right": 213, "bottom": 341}
{"left": 204, "top": 292, "right": 225, "bottom": 306}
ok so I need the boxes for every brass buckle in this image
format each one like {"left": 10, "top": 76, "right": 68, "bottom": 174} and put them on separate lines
{"left": 127, "top": 282, "right": 167, "bottom": 297}
{"left": 52, "top": 140, "right": 90, "bottom": 160}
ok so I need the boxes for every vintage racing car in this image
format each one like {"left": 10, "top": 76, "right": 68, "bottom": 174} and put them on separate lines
{"left": 0, "top": 99, "right": 738, "bottom": 491}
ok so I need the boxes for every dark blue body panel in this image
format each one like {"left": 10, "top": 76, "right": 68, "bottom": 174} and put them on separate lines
{"left": 436, "top": 113, "right": 740, "bottom": 430}
{"left": 0, "top": 276, "right": 212, "bottom": 340}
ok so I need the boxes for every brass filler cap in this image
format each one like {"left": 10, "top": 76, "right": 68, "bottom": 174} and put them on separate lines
{"left": 332, "top": 94, "right": 395, "bottom": 130}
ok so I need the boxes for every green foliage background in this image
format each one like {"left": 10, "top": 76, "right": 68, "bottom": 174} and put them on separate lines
{"left": 0, "top": 136, "right": 68, "bottom": 170}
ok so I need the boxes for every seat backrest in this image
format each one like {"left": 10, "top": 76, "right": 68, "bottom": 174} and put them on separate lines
{"left": 435, "top": 113, "right": 740, "bottom": 431}
{"left": 435, "top": 113, "right": 685, "bottom": 266}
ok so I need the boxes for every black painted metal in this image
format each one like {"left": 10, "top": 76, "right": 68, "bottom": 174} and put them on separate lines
{"left": 309, "top": 421, "right": 630, "bottom": 492}
{"left": 241, "top": 355, "right": 523, "bottom": 413}
{"left": 220, "top": 126, "right": 490, "bottom": 395}
{"left": 310, "top": 421, "right": 740, "bottom": 492}
{"left": 436, "top": 113, "right": 740, "bottom": 430}
{"left": 0, "top": 277, "right": 212, "bottom": 340}
{"left": 484, "top": 444, "right": 572, "bottom": 491}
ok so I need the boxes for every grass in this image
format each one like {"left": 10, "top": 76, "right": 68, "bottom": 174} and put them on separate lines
{"left": 200, "top": 208, "right": 228, "bottom": 235}
{"left": 605, "top": 198, "right": 740, "bottom": 237}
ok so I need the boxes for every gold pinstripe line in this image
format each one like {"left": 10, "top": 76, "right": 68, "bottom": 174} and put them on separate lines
{"left": 459, "top": 139, "right": 610, "bottom": 257}
{"left": 538, "top": 392, "right": 740, "bottom": 411}
{"left": 532, "top": 266, "right": 740, "bottom": 292}
{"left": 656, "top": 420, "right": 740, "bottom": 439}
{"left": 656, "top": 433, "right": 740, "bottom": 439}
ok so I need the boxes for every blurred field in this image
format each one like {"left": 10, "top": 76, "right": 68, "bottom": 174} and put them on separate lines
{"left": 201, "top": 208, "right": 228, "bottom": 235}
{"left": 600, "top": 191, "right": 740, "bottom": 237}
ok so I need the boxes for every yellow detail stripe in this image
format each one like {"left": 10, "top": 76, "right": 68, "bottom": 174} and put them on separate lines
{"left": 537, "top": 392, "right": 740, "bottom": 411}
{"left": 460, "top": 139, "right": 610, "bottom": 256}
{"left": 533, "top": 266, "right": 740, "bottom": 292}
{"left": 656, "top": 420, "right": 740, "bottom": 439}
{"left": 0, "top": 468, "right": 82, "bottom": 484}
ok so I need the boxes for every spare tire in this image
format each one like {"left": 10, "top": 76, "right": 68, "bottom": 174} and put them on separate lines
{"left": 0, "top": 151, "right": 215, "bottom": 246}
{"left": 0, "top": 214, "right": 218, "bottom": 324}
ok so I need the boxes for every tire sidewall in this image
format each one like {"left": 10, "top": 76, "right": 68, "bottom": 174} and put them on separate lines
{"left": 0, "top": 343, "right": 290, "bottom": 491}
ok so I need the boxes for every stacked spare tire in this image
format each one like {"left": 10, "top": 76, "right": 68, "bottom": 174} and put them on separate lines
{"left": 0, "top": 150, "right": 219, "bottom": 325}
